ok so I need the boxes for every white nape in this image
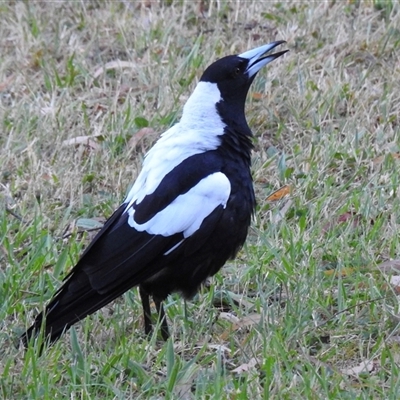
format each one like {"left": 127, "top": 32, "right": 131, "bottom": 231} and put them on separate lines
{"left": 124, "top": 82, "right": 226, "bottom": 207}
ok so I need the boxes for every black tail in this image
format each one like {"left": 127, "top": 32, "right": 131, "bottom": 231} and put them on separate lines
{"left": 20, "top": 207, "right": 173, "bottom": 349}
{"left": 20, "top": 268, "right": 134, "bottom": 348}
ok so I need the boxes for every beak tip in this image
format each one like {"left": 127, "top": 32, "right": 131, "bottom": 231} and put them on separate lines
{"left": 241, "top": 41, "right": 288, "bottom": 77}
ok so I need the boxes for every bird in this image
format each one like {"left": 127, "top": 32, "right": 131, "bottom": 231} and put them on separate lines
{"left": 21, "top": 40, "right": 288, "bottom": 348}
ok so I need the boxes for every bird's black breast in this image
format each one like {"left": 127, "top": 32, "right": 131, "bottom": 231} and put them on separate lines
{"left": 142, "top": 144, "right": 255, "bottom": 300}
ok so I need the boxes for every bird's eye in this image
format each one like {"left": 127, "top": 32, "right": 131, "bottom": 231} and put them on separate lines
{"left": 234, "top": 67, "right": 241, "bottom": 76}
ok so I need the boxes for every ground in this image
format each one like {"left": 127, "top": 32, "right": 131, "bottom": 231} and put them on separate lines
{"left": 1, "top": 1, "right": 400, "bottom": 398}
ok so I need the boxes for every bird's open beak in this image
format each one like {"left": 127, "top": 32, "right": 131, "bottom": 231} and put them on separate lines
{"left": 239, "top": 41, "right": 288, "bottom": 78}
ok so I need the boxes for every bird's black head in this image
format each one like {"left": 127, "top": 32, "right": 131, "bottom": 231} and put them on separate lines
{"left": 200, "top": 41, "right": 288, "bottom": 120}
{"left": 200, "top": 55, "right": 252, "bottom": 98}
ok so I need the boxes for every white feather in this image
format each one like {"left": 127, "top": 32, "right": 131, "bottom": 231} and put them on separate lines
{"left": 124, "top": 81, "right": 226, "bottom": 207}
{"left": 127, "top": 172, "right": 231, "bottom": 238}
{"left": 163, "top": 239, "right": 185, "bottom": 256}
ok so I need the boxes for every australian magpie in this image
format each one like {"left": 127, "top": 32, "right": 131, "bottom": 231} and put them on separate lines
{"left": 21, "top": 41, "right": 288, "bottom": 347}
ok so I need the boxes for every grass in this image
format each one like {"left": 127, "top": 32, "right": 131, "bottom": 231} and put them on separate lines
{"left": 1, "top": 0, "right": 400, "bottom": 398}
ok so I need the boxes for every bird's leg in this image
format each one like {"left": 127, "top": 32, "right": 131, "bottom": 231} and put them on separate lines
{"left": 184, "top": 299, "right": 188, "bottom": 321}
{"left": 154, "top": 298, "right": 169, "bottom": 341}
{"left": 139, "top": 285, "right": 153, "bottom": 336}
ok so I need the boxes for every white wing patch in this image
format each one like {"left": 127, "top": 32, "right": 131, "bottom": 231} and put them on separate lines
{"left": 126, "top": 172, "right": 231, "bottom": 239}
{"left": 124, "top": 82, "right": 226, "bottom": 208}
